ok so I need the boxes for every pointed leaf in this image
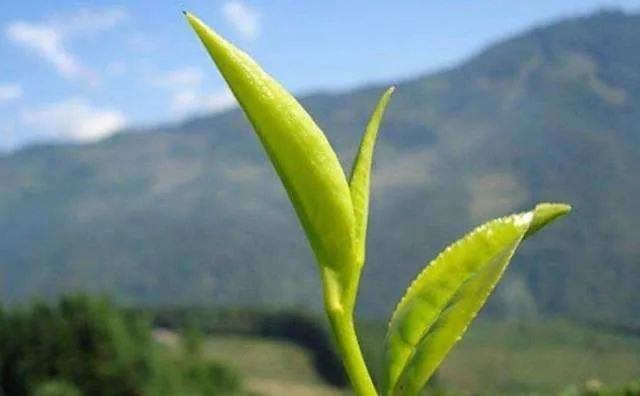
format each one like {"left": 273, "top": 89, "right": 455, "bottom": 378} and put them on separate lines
{"left": 185, "top": 13, "right": 356, "bottom": 273}
{"left": 349, "top": 87, "right": 394, "bottom": 266}
{"left": 524, "top": 202, "right": 571, "bottom": 239}
{"left": 382, "top": 203, "right": 570, "bottom": 396}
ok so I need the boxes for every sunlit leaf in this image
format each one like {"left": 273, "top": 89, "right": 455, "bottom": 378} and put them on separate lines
{"left": 185, "top": 13, "right": 356, "bottom": 275}
{"left": 349, "top": 87, "right": 394, "bottom": 267}
{"left": 524, "top": 202, "right": 571, "bottom": 239}
{"left": 382, "top": 203, "right": 570, "bottom": 396}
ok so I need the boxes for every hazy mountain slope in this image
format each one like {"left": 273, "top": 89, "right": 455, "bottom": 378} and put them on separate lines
{"left": 0, "top": 10, "right": 638, "bottom": 325}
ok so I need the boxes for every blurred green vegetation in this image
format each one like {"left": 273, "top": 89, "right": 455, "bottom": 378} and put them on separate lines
{"left": 0, "top": 295, "right": 638, "bottom": 395}
{"left": 558, "top": 378, "right": 640, "bottom": 396}
{"left": 0, "top": 294, "right": 243, "bottom": 396}
{"left": 141, "top": 305, "right": 640, "bottom": 395}
{"left": 144, "top": 306, "right": 347, "bottom": 387}
{"left": 358, "top": 318, "right": 640, "bottom": 395}
{"left": 30, "top": 381, "right": 81, "bottom": 396}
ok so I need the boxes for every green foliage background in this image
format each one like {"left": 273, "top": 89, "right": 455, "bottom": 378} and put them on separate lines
{"left": 0, "top": 295, "right": 242, "bottom": 396}
{"left": 1, "top": 296, "right": 638, "bottom": 395}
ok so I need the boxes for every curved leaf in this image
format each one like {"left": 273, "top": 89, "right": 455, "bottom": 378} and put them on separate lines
{"left": 382, "top": 203, "right": 570, "bottom": 396}
{"left": 524, "top": 202, "right": 571, "bottom": 239}
{"left": 349, "top": 87, "right": 394, "bottom": 267}
{"left": 185, "top": 13, "right": 356, "bottom": 273}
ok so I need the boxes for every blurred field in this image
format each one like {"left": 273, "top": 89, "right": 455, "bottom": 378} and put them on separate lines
{"left": 202, "top": 336, "right": 347, "bottom": 396}
{"left": 361, "top": 319, "right": 640, "bottom": 395}
{"left": 188, "top": 319, "right": 640, "bottom": 395}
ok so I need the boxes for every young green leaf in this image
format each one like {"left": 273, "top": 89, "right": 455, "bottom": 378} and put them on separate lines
{"left": 382, "top": 203, "right": 570, "bottom": 396}
{"left": 524, "top": 202, "right": 572, "bottom": 239}
{"left": 185, "top": 13, "right": 356, "bottom": 275}
{"left": 349, "top": 87, "right": 394, "bottom": 267}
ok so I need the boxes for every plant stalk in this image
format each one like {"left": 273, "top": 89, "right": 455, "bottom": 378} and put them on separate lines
{"left": 322, "top": 268, "right": 377, "bottom": 396}
{"left": 328, "top": 311, "right": 377, "bottom": 396}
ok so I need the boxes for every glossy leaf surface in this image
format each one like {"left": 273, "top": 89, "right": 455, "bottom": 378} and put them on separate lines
{"left": 186, "top": 13, "right": 356, "bottom": 273}
{"left": 383, "top": 203, "right": 570, "bottom": 396}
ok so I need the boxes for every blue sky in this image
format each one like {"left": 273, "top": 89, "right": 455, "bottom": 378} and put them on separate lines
{"left": 1, "top": 0, "right": 639, "bottom": 150}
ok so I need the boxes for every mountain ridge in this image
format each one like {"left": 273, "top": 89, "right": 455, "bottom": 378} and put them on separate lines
{"left": 1, "top": 9, "right": 638, "bottom": 326}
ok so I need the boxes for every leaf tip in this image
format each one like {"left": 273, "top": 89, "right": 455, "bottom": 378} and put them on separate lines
{"left": 184, "top": 12, "right": 223, "bottom": 46}
{"left": 183, "top": 10, "right": 199, "bottom": 25}
{"left": 525, "top": 202, "right": 571, "bottom": 238}
{"left": 381, "top": 86, "right": 395, "bottom": 104}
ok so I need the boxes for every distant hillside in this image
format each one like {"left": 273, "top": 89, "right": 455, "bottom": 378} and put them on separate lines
{"left": 0, "top": 10, "right": 638, "bottom": 325}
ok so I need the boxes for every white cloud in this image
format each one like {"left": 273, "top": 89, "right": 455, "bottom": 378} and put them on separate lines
{"left": 152, "top": 66, "right": 237, "bottom": 119}
{"left": 5, "top": 22, "right": 94, "bottom": 83}
{"left": 171, "top": 88, "right": 236, "bottom": 117}
{"left": 50, "top": 8, "right": 127, "bottom": 35}
{"left": 172, "top": 90, "right": 201, "bottom": 114}
{"left": 4, "top": 8, "right": 127, "bottom": 85}
{"left": 21, "top": 98, "right": 126, "bottom": 142}
{"left": 0, "top": 84, "right": 23, "bottom": 103}
{"left": 152, "top": 67, "right": 203, "bottom": 88}
{"left": 202, "top": 90, "right": 237, "bottom": 112}
{"left": 223, "top": 1, "right": 261, "bottom": 39}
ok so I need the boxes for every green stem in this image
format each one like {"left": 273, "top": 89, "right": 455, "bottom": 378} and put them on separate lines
{"left": 321, "top": 267, "right": 377, "bottom": 396}
{"left": 327, "top": 311, "right": 378, "bottom": 396}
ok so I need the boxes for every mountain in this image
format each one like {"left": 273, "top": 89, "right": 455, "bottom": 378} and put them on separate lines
{"left": 1, "top": 10, "right": 638, "bottom": 325}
